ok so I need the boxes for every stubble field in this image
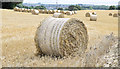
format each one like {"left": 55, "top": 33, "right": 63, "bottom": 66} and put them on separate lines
{"left": 1, "top": 9, "right": 118, "bottom": 67}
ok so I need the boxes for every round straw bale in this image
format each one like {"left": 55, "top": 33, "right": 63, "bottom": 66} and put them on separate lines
{"left": 54, "top": 10, "right": 58, "bottom": 13}
{"left": 32, "top": 10, "right": 39, "bottom": 15}
{"left": 41, "top": 10, "right": 45, "bottom": 13}
{"left": 92, "top": 12, "right": 96, "bottom": 15}
{"left": 30, "top": 9, "right": 34, "bottom": 12}
{"left": 60, "top": 10, "right": 64, "bottom": 14}
{"left": 71, "top": 11, "right": 74, "bottom": 15}
{"left": 118, "top": 13, "right": 120, "bottom": 16}
{"left": 64, "top": 11, "right": 67, "bottom": 14}
{"left": 21, "top": 8, "right": 25, "bottom": 12}
{"left": 90, "top": 14, "right": 97, "bottom": 21}
{"left": 44, "top": 10, "right": 49, "bottom": 14}
{"left": 24, "top": 9, "right": 28, "bottom": 12}
{"left": 48, "top": 10, "right": 53, "bottom": 14}
{"left": 57, "top": 10, "right": 61, "bottom": 13}
{"left": 85, "top": 12, "right": 92, "bottom": 17}
{"left": 53, "top": 13, "right": 64, "bottom": 18}
{"left": 38, "top": 9, "right": 42, "bottom": 13}
{"left": 74, "top": 11, "right": 77, "bottom": 14}
{"left": 66, "top": 11, "right": 72, "bottom": 15}
{"left": 113, "top": 13, "right": 118, "bottom": 17}
{"left": 109, "top": 13, "right": 112, "bottom": 16}
{"left": 27, "top": 9, "right": 31, "bottom": 12}
{"left": 52, "top": 10, "right": 56, "bottom": 13}
{"left": 19, "top": 8, "right": 22, "bottom": 12}
{"left": 14, "top": 7, "right": 19, "bottom": 11}
{"left": 34, "top": 17, "right": 88, "bottom": 57}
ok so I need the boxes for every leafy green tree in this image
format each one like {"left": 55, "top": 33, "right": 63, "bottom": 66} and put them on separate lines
{"left": 117, "top": 5, "right": 120, "bottom": 10}
{"left": 109, "top": 6, "right": 116, "bottom": 10}
{"left": 34, "top": 5, "right": 46, "bottom": 9}
{"left": 68, "top": 5, "right": 75, "bottom": 11}
{"left": 68, "top": 5, "right": 81, "bottom": 11}
{"left": 89, "top": 6, "right": 93, "bottom": 10}
{"left": 2, "top": 2, "right": 21, "bottom": 9}
{"left": 73, "top": 7, "right": 78, "bottom": 10}
{"left": 75, "top": 5, "right": 81, "bottom": 10}
{"left": 65, "top": 8, "right": 69, "bottom": 10}
{"left": 57, "top": 8, "right": 63, "bottom": 10}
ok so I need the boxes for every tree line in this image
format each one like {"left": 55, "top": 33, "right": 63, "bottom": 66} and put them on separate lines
{"left": 2, "top": 3, "right": 120, "bottom": 10}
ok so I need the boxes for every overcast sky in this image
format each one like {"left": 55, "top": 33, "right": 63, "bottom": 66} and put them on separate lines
{"left": 23, "top": 0, "right": 120, "bottom": 5}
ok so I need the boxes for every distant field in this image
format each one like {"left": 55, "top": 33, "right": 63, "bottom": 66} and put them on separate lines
{"left": 1, "top": 9, "right": 118, "bottom": 67}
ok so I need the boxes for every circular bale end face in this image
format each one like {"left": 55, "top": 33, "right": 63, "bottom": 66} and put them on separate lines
{"left": 109, "top": 13, "right": 112, "bottom": 16}
{"left": 113, "top": 13, "right": 118, "bottom": 17}
{"left": 86, "top": 12, "right": 91, "bottom": 17}
{"left": 59, "top": 18, "right": 88, "bottom": 56}
{"left": 35, "top": 17, "right": 88, "bottom": 57}
{"left": 92, "top": 12, "right": 97, "bottom": 15}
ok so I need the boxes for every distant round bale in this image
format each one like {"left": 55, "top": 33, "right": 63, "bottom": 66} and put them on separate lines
{"left": 74, "top": 11, "right": 77, "bottom": 14}
{"left": 113, "top": 13, "right": 118, "bottom": 17}
{"left": 60, "top": 10, "right": 65, "bottom": 14}
{"left": 44, "top": 10, "right": 49, "bottom": 14}
{"left": 52, "top": 10, "right": 56, "bottom": 13}
{"left": 21, "top": 8, "right": 25, "bottom": 12}
{"left": 64, "top": 11, "right": 67, "bottom": 14}
{"left": 118, "top": 13, "right": 120, "bottom": 16}
{"left": 53, "top": 13, "right": 64, "bottom": 18}
{"left": 109, "top": 13, "right": 112, "bottom": 16}
{"left": 90, "top": 14, "right": 97, "bottom": 21}
{"left": 86, "top": 12, "right": 92, "bottom": 17}
{"left": 92, "top": 12, "right": 96, "bottom": 15}
{"left": 24, "top": 9, "right": 28, "bottom": 12}
{"left": 19, "top": 8, "right": 23, "bottom": 12}
{"left": 34, "top": 17, "right": 88, "bottom": 57}
{"left": 14, "top": 7, "right": 19, "bottom": 11}
{"left": 48, "top": 10, "right": 53, "bottom": 14}
{"left": 72, "top": 11, "right": 74, "bottom": 15}
{"left": 30, "top": 9, "right": 34, "bottom": 12}
{"left": 66, "top": 11, "right": 72, "bottom": 15}
{"left": 53, "top": 10, "right": 57, "bottom": 13}
{"left": 27, "top": 9, "right": 31, "bottom": 12}
{"left": 32, "top": 10, "right": 39, "bottom": 15}
{"left": 57, "top": 10, "right": 61, "bottom": 13}
{"left": 41, "top": 10, "right": 45, "bottom": 13}
{"left": 38, "top": 9, "right": 42, "bottom": 13}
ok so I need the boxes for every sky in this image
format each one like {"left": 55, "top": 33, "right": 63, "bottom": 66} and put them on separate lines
{"left": 23, "top": 0, "right": 120, "bottom": 5}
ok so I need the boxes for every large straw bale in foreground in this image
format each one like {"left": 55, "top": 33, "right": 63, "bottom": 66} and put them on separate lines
{"left": 90, "top": 14, "right": 97, "bottom": 21}
{"left": 53, "top": 13, "right": 64, "bottom": 18}
{"left": 35, "top": 17, "right": 88, "bottom": 57}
